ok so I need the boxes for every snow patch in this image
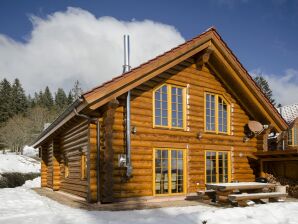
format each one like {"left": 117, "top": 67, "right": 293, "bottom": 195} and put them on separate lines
{"left": 23, "top": 146, "right": 38, "bottom": 157}
{"left": 0, "top": 154, "right": 40, "bottom": 173}
{"left": 22, "top": 177, "right": 41, "bottom": 188}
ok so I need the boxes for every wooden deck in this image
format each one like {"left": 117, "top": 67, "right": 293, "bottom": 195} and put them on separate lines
{"left": 33, "top": 188, "right": 212, "bottom": 211}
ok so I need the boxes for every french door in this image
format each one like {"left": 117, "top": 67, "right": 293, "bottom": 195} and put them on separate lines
{"left": 154, "top": 148, "right": 186, "bottom": 195}
{"left": 205, "top": 151, "right": 230, "bottom": 184}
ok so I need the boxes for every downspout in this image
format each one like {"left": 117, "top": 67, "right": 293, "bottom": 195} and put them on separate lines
{"left": 123, "top": 35, "right": 132, "bottom": 179}
{"left": 126, "top": 90, "right": 132, "bottom": 178}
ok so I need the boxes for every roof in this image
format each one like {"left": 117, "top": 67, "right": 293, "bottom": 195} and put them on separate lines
{"left": 32, "top": 27, "right": 288, "bottom": 148}
{"left": 277, "top": 103, "right": 298, "bottom": 124}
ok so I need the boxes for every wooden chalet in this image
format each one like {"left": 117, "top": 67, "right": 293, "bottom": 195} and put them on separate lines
{"left": 32, "top": 28, "right": 288, "bottom": 203}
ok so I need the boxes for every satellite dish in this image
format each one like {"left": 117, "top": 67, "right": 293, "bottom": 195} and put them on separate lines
{"left": 248, "top": 120, "right": 263, "bottom": 134}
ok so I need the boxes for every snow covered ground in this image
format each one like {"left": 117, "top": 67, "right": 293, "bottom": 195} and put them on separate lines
{"left": 0, "top": 154, "right": 40, "bottom": 173}
{"left": 0, "top": 153, "right": 297, "bottom": 224}
{"left": 0, "top": 179, "right": 298, "bottom": 224}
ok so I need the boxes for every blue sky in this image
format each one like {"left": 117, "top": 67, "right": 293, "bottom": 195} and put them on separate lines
{"left": 0, "top": 0, "right": 297, "bottom": 104}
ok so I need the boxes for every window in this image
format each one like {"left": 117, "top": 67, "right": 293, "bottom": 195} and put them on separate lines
{"left": 288, "top": 129, "right": 293, "bottom": 145}
{"left": 154, "top": 148, "right": 186, "bottom": 195}
{"left": 154, "top": 85, "right": 168, "bottom": 127}
{"left": 64, "top": 158, "right": 69, "bottom": 178}
{"left": 81, "top": 153, "right": 87, "bottom": 180}
{"left": 205, "top": 151, "right": 230, "bottom": 184}
{"left": 205, "top": 93, "right": 230, "bottom": 134}
{"left": 295, "top": 127, "right": 298, "bottom": 146}
{"left": 153, "top": 84, "right": 186, "bottom": 129}
{"left": 288, "top": 126, "right": 298, "bottom": 146}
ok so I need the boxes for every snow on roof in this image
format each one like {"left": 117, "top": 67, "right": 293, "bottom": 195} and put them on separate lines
{"left": 277, "top": 103, "right": 298, "bottom": 124}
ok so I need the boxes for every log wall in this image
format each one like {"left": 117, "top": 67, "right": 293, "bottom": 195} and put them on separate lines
{"left": 52, "top": 138, "right": 61, "bottom": 190}
{"left": 89, "top": 122, "right": 98, "bottom": 202}
{"left": 46, "top": 142, "right": 53, "bottom": 188}
{"left": 41, "top": 146, "right": 48, "bottom": 187}
{"left": 110, "top": 59, "right": 258, "bottom": 198}
{"left": 59, "top": 118, "right": 89, "bottom": 198}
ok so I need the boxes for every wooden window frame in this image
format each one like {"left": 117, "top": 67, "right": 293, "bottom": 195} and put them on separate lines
{"left": 204, "top": 150, "right": 231, "bottom": 184}
{"left": 204, "top": 92, "right": 231, "bottom": 135}
{"left": 289, "top": 126, "right": 298, "bottom": 146}
{"left": 153, "top": 84, "right": 187, "bottom": 130}
{"left": 64, "top": 158, "right": 69, "bottom": 178}
{"left": 152, "top": 148, "right": 187, "bottom": 196}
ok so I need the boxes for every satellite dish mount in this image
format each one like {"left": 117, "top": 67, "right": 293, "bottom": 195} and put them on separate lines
{"left": 243, "top": 120, "right": 269, "bottom": 142}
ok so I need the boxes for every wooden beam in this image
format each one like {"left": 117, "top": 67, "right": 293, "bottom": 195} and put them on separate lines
{"left": 195, "top": 47, "right": 213, "bottom": 71}
{"left": 101, "top": 99, "right": 119, "bottom": 203}
{"left": 261, "top": 157, "right": 298, "bottom": 162}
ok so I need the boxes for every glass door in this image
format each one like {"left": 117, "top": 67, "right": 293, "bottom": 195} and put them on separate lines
{"left": 205, "top": 151, "right": 230, "bottom": 184}
{"left": 154, "top": 148, "right": 185, "bottom": 195}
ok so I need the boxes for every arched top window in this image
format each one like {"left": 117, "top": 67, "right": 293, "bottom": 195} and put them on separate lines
{"left": 153, "top": 84, "right": 186, "bottom": 129}
{"left": 205, "top": 92, "right": 230, "bottom": 134}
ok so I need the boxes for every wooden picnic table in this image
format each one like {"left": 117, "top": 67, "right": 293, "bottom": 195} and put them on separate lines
{"left": 204, "top": 182, "right": 284, "bottom": 206}
{"left": 205, "top": 182, "right": 275, "bottom": 192}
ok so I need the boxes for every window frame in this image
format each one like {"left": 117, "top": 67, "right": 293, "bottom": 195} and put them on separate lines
{"left": 205, "top": 150, "right": 231, "bottom": 184}
{"left": 153, "top": 84, "right": 187, "bottom": 130}
{"left": 204, "top": 92, "right": 230, "bottom": 135}
{"left": 80, "top": 153, "right": 87, "bottom": 180}
{"left": 288, "top": 126, "right": 298, "bottom": 146}
{"left": 64, "top": 158, "right": 69, "bottom": 178}
{"left": 152, "top": 148, "right": 187, "bottom": 196}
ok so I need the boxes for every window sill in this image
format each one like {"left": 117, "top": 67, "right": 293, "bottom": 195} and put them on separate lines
{"left": 204, "top": 131, "right": 230, "bottom": 136}
{"left": 153, "top": 126, "right": 186, "bottom": 131}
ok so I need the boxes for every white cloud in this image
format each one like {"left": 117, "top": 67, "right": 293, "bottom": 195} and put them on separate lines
{"left": 0, "top": 7, "right": 185, "bottom": 95}
{"left": 250, "top": 69, "right": 298, "bottom": 106}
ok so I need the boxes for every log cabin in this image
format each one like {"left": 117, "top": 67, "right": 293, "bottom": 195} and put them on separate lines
{"left": 32, "top": 28, "right": 289, "bottom": 203}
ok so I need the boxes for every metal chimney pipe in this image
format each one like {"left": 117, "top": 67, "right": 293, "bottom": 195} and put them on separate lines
{"left": 123, "top": 35, "right": 131, "bottom": 73}
{"left": 123, "top": 35, "right": 132, "bottom": 179}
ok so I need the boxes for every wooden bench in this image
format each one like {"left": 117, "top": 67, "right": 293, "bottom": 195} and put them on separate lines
{"left": 197, "top": 190, "right": 217, "bottom": 202}
{"left": 228, "top": 192, "right": 288, "bottom": 202}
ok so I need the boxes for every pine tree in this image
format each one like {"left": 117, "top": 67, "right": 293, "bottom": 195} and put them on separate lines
{"left": 55, "top": 88, "right": 68, "bottom": 110}
{"left": 27, "top": 94, "right": 35, "bottom": 108}
{"left": 11, "top": 78, "right": 28, "bottom": 114}
{"left": 42, "top": 86, "right": 54, "bottom": 109}
{"left": 0, "top": 79, "right": 13, "bottom": 123}
{"left": 254, "top": 75, "right": 276, "bottom": 106}
{"left": 67, "top": 91, "right": 74, "bottom": 105}
{"left": 71, "top": 80, "right": 83, "bottom": 100}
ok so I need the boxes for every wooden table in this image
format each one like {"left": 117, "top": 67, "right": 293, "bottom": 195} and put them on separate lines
{"left": 206, "top": 182, "right": 275, "bottom": 192}
{"left": 205, "top": 182, "right": 277, "bottom": 205}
